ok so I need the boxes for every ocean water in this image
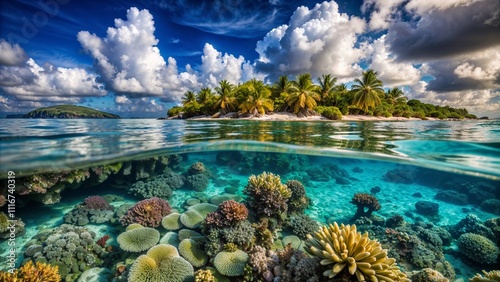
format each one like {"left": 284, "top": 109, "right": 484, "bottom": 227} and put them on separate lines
{"left": 0, "top": 118, "right": 499, "bottom": 281}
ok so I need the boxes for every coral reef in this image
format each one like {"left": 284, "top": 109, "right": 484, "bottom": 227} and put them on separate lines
{"left": 451, "top": 214, "right": 495, "bottom": 240}
{"left": 205, "top": 200, "right": 248, "bottom": 228}
{"left": 435, "top": 190, "right": 468, "bottom": 205}
{"left": 411, "top": 268, "right": 449, "bottom": 282}
{"left": 0, "top": 260, "right": 61, "bottom": 282}
{"left": 350, "top": 193, "right": 381, "bottom": 220}
{"left": 119, "top": 197, "right": 172, "bottom": 227}
{"left": 285, "top": 180, "right": 310, "bottom": 214}
{"left": 188, "top": 162, "right": 206, "bottom": 175}
{"left": 83, "top": 195, "right": 113, "bottom": 210}
{"left": 128, "top": 244, "right": 194, "bottom": 282}
{"left": 194, "top": 269, "right": 216, "bottom": 282}
{"left": 22, "top": 224, "right": 107, "bottom": 280}
{"left": 243, "top": 172, "right": 291, "bottom": 223}
{"left": 162, "top": 212, "right": 183, "bottom": 230}
{"left": 480, "top": 199, "right": 500, "bottom": 215}
{"left": 457, "top": 233, "right": 499, "bottom": 265}
{"left": 304, "top": 222, "right": 409, "bottom": 281}
{"left": 64, "top": 196, "right": 115, "bottom": 225}
{"left": 117, "top": 225, "right": 160, "bottom": 252}
{"left": 96, "top": 235, "right": 110, "bottom": 248}
{"left": 214, "top": 250, "right": 249, "bottom": 276}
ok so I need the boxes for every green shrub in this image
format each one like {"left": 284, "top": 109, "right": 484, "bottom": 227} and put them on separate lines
{"left": 402, "top": 111, "right": 412, "bottom": 118}
{"left": 383, "top": 111, "right": 392, "bottom": 118}
{"left": 412, "top": 111, "right": 426, "bottom": 119}
{"left": 167, "top": 106, "right": 183, "bottom": 117}
{"left": 429, "top": 111, "right": 447, "bottom": 119}
{"left": 448, "top": 112, "right": 463, "bottom": 119}
{"left": 320, "top": 106, "right": 343, "bottom": 120}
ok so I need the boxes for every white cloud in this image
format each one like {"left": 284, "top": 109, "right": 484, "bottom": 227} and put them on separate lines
{"left": 362, "top": 0, "right": 406, "bottom": 30}
{"left": 0, "top": 58, "right": 106, "bottom": 102}
{"left": 0, "top": 40, "right": 28, "bottom": 66}
{"left": 367, "top": 35, "right": 421, "bottom": 87}
{"left": 77, "top": 7, "right": 259, "bottom": 101}
{"left": 115, "top": 95, "right": 131, "bottom": 104}
{"left": 404, "top": 0, "right": 481, "bottom": 16}
{"left": 256, "top": 1, "right": 366, "bottom": 81}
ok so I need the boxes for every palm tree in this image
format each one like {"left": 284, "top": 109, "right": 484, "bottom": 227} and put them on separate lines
{"left": 317, "top": 74, "right": 337, "bottom": 101}
{"left": 351, "top": 69, "right": 384, "bottom": 113}
{"left": 239, "top": 79, "right": 274, "bottom": 116}
{"left": 386, "top": 87, "right": 407, "bottom": 105}
{"left": 196, "top": 87, "right": 214, "bottom": 105}
{"left": 214, "top": 80, "right": 236, "bottom": 114}
{"left": 182, "top": 90, "right": 196, "bottom": 106}
{"left": 272, "top": 75, "right": 293, "bottom": 111}
{"left": 286, "top": 73, "right": 320, "bottom": 115}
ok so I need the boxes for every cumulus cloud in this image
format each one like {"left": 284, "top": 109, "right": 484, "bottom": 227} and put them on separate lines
{"left": 362, "top": 0, "right": 405, "bottom": 30}
{"left": 77, "top": 7, "right": 258, "bottom": 101}
{"left": 424, "top": 46, "right": 500, "bottom": 92}
{"left": 0, "top": 40, "right": 28, "bottom": 66}
{"left": 255, "top": 1, "right": 366, "bottom": 81}
{"left": 0, "top": 57, "right": 106, "bottom": 103}
{"left": 366, "top": 35, "right": 421, "bottom": 87}
{"left": 386, "top": 0, "right": 500, "bottom": 61}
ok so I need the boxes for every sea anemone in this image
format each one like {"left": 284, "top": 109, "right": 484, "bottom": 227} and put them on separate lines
{"left": 304, "top": 222, "right": 409, "bottom": 281}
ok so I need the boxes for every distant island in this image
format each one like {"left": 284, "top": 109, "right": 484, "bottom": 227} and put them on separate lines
{"left": 22, "top": 105, "right": 120, "bottom": 119}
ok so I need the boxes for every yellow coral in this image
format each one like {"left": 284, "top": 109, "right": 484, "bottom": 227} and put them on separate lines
{"left": 305, "top": 222, "right": 409, "bottom": 282}
{"left": 194, "top": 269, "right": 216, "bottom": 282}
{"left": 469, "top": 270, "right": 500, "bottom": 282}
{"left": 0, "top": 261, "right": 61, "bottom": 282}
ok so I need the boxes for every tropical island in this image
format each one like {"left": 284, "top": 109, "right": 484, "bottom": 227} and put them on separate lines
{"left": 167, "top": 70, "right": 477, "bottom": 121}
{"left": 22, "top": 105, "right": 120, "bottom": 119}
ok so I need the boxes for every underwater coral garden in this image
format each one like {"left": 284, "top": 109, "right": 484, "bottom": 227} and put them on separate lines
{"left": 0, "top": 153, "right": 499, "bottom": 282}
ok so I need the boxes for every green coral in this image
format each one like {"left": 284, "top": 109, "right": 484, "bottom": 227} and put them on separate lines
{"left": 117, "top": 226, "right": 160, "bottom": 252}
{"left": 128, "top": 244, "right": 194, "bottom": 282}
{"left": 304, "top": 222, "right": 409, "bottom": 281}
{"left": 214, "top": 250, "right": 249, "bottom": 277}
{"left": 179, "top": 238, "right": 208, "bottom": 267}
{"left": 0, "top": 212, "right": 8, "bottom": 232}
{"left": 285, "top": 180, "right": 310, "bottom": 214}
{"left": 457, "top": 233, "right": 499, "bottom": 265}
{"left": 469, "top": 270, "right": 500, "bottom": 282}
{"left": 181, "top": 210, "right": 205, "bottom": 229}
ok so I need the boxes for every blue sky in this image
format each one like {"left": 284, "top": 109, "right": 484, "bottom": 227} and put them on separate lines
{"left": 0, "top": 0, "right": 499, "bottom": 117}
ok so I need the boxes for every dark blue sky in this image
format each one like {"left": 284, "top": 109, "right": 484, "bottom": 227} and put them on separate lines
{"left": 0, "top": 0, "right": 498, "bottom": 117}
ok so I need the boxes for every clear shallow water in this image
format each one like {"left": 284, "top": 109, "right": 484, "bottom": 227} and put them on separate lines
{"left": 0, "top": 118, "right": 499, "bottom": 281}
{"left": 0, "top": 119, "right": 499, "bottom": 179}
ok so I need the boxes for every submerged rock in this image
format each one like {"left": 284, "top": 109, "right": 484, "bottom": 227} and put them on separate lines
{"left": 415, "top": 201, "right": 439, "bottom": 216}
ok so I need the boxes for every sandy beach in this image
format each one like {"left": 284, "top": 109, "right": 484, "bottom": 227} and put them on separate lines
{"left": 188, "top": 111, "right": 436, "bottom": 122}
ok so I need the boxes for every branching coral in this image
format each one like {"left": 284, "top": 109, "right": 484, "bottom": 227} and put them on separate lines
{"left": 350, "top": 193, "right": 381, "bottom": 221}
{"left": 120, "top": 197, "right": 172, "bottom": 227}
{"left": 205, "top": 200, "right": 248, "bottom": 228}
{"left": 304, "top": 222, "right": 409, "bottom": 281}
{"left": 243, "top": 172, "right": 291, "bottom": 220}
{"left": 0, "top": 261, "right": 61, "bottom": 282}
{"left": 288, "top": 214, "right": 319, "bottom": 239}
{"left": 470, "top": 270, "right": 500, "bottom": 282}
{"left": 188, "top": 162, "right": 206, "bottom": 175}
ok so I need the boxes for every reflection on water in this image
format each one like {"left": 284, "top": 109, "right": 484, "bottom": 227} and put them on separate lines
{"left": 0, "top": 119, "right": 498, "bottom": 179}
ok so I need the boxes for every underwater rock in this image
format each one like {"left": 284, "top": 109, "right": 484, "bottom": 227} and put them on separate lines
{"left": 412, "top": 192, "right": 423, "bottom": 197}
{"left": 435, "top": 190, "right": 468, "bottom": 205}
{"left": 352, "top": 166, "right": 363, "bottom": 173}
{"left": 383, "top": 166, "right": 417, "bottom": 184}
{"left": 370, "top": 186, "right": 381, "bottom": 194}
{"left": 415, "top": 201, "right": 439, "bottom": 216}
{"left": 468, "top": 188, "right": 496, "bottom": 205}
{"left": 450, "top": 214, "right": 495, "bottom": 239}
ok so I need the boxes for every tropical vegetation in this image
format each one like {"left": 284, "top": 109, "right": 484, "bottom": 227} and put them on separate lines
{"left": 167, "top": 69, "right": 477, "bottom": 120}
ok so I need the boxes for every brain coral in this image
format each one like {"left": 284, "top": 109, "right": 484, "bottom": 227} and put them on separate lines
{"left": 457, "top": 233, "right": 499, "bottom": 265}
{"left": 0, "top": 261, "right": 61, "bottom": 282}
{"left": 117, "top": 226, "right": 160, "bottom": 252}
{"left": 243, "top": 172, "right": 291, "bottom": 218}
{"left": 179, "top": 238, "right": 208, "bottom": 267}
{"left": 128, "top": 244, "right": 194, "bottom": 282}
{"left": 120, "top": 197, "right": 172, "bottom": 227}
{"left": 304, "top": 222, "right": 409, "bottom": 281}
{"left": 214, "top": 250, "right": 249, "bottom": 277}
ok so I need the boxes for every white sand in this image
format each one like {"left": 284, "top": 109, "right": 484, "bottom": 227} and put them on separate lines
{"left": 189, "top": 112, "right": 438, "bottom": 122}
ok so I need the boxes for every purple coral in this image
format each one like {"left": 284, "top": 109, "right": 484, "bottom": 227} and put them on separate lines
{"left": 119, "top": 197, "right": 172, "bottom": 227}
{"left": 205, "top": 200, "right": 249, "bottom": 228}
{"left": 84, "top": 196, "right": 113, "bottom": 210}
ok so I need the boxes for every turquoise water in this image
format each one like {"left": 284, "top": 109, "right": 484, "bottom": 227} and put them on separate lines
{"left": 0, "top": 119, "right": 499, "bottom": 281}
